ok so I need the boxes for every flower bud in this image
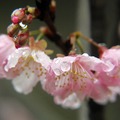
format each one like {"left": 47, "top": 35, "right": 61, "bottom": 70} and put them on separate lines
{"left": 26, "top": 14, "right": 33, "bottom": 23}
{"left": 11, "top": 8, "right": 25, "bottom": 24}
{"left": 27, "top": 6, "right": 36, "bottom": 14}
{"left": 7, "top": 23, "right": 19, "bottom": 37}
{"left": 11, "top": 16, "right": 19, "bottom": 24}
{"left": 17, "top": 31, "right": 29, "bottom": 45}
{"left": 27, "top": 6, "right": 40, "bottom": 18}
{"left": 50, "top": 0, "right": 56, "bottom": 13}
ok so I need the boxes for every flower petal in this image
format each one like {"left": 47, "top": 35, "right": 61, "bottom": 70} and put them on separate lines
{"left": 12, "top": 68, "right": 39, "bottom": 94}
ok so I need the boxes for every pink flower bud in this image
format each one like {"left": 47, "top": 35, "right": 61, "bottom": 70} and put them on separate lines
{"left": 11, "top": 8, "right": 25, "bottom": 23}
{"left": 11, "top": 16, "right": 19, "bottom": 24}
{"left": 7, "top": 23, "right": 19, "bottom": 37}
{"left": 17, "top": 31, "right": 29, "bottom": 45}
{"left": 26, "top": 14, "right": 33, "bottom": 23}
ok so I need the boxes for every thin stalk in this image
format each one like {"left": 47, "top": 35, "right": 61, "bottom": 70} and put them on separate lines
{"left": 29, "top": 30, "right": 40, "bottom": 36}
{"left": 79, "top": 32, "right": 101, "bottom": 48}
{"left": 36, "top": 33, "right": 44, "bottom": 41}
{"left": 76, "top": 37, "right": 84, "bottom": 54}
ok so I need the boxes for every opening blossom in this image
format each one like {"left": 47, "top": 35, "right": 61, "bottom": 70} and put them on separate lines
{"left": 101, "top": 46, "right": 120, "bottom": 84}
{"left": 0, "top": 34, "right": 16, "bottom": 78}
{"left": 0, "top": 35, "right": 51, "bottom": 94}
{"left": 43, "top": 53, "right": 115, "bottom": 108}
{"left": 44, "top": 55, "right": 86, "bottom": 109}
{"left": 100, "top": 46, "right": 120, "bottom": 95}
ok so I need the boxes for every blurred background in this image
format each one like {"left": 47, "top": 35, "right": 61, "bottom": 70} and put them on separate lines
{"left": 0, "top": 0, "right": 120, "bottom": 120}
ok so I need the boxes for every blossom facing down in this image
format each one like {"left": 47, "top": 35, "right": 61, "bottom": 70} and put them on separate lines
{"left": 78, "top": 53, "right": 118, "bottom": 104}
{"left": 0, "top": 34, "right": 16, "bottom": 78}
{"left": 100, "top": 47, "right": 120, "bottom": 86}
{"left": 43, "top": 53, "right": 115, "bottom": 108}
{"left": 4, "top": 47, "right": 51, "bottom": 94}
{"left": 43, "top": 55, "right": 91, "bottom": 108}
{"left": 101, "top": 46, "right": 120, "bottom": 66}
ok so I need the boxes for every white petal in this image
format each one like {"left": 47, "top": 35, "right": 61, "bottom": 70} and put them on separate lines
{"left": 55, "top": 93, "right": 81, "bottom": 109}
{"left": 12, "top": 68, "right": 39, "bottom": 94}
{"left": 4, "top": 47, "right": 30, "bottom": 72}
{"left": 32, "top": 50, "right": 51, "bottom": 69}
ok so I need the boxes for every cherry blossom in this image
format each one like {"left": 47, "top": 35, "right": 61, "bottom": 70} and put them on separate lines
{"left": 0, "top": 34, "right": 119, "bottom": 108}
{"left": 99, "top": 46, "right": 120, "bottom": 86}
{"left": 99, "top": 46, "right": 120, "bottom": 98}
{"left": 43, "top": 55, "right": 91, "bottom": 108}
{"left": 0, "top": 34, "right": 16, "bottom": 78}
{"left": 0, "top": 36, "right": 51, "bottom": 94}
{"left": 4, "top": 39, "right": 51, "bottom": 94}
{"left": 43, "top": 53, "right": 115, "bottom": 108}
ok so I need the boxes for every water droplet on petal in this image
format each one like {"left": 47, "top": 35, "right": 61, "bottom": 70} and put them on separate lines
{"left": 61, "top": 61, "right": 71, "bottom": 72}
{"left": 54, "top": 58, "right": 60, "bottom": 64}
{"left": 54, "top": 68, "right": 61, "bottom": 75}
{"left": 22, "top": 50, "right": 30, "bottom": 57}
{"left": 93, "top": 79, "right": 98, "bottom": 83}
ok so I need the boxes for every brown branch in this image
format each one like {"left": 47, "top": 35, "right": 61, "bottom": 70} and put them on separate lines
{"left": 35, "top": 0, "right": 72, "bottom": 55}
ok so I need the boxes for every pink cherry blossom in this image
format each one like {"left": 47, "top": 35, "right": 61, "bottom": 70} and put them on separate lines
{"left": 75, "top": 53, "right": 117, "bottom": 104}
{"left": 0, "top": 35, "right": 51, "bottom": 94}
{"left": 4, "top": 46, "right": 51, "bottom": 94}
{"left": 43, "top": 55, "right": 91, "bottom": 108}
{"left": 0, "top": 34, "right": 16, "bottom": 78}
{"left": 44, "top": 53, "right": 114, "bottom": 108}
{"left": 101, "top": 47, "right": 120, "bottom": 66}
{"left": 100, "top": 47, "right": 120, "bottom": 86}
{"left": 98, "top": 46, "right": 120, "bottom": 103}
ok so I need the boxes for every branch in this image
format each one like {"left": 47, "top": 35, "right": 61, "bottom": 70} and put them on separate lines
{"left": 35, "top": 0, "right": 72, "bottom": 55}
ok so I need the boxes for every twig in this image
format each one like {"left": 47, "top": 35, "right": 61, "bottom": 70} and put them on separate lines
{"left": 35, "top": 0, "right": 72, "bottom": 55}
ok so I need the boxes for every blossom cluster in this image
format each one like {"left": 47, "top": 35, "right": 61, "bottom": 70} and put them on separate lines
{"left": 0, "top": 34, "right": 120, "bottom": 109}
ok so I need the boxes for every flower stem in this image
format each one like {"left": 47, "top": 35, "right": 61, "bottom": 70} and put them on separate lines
{"left": 36, "top": 33, "right": 44, "bottom": 41}
{"left": 29, "top": 30, "right": 40, "bottom": 36}
{"left": 76, "top": 37, "right": 84, "bottom": 54}
{"left": 79, "top": 32, "right": 101, "bottom": 48}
